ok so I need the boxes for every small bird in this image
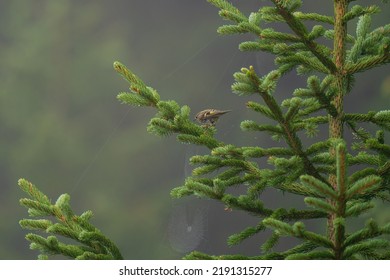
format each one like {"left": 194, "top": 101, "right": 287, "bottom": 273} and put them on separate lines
{"left": 195, "top": 109, "right": 231, "bottom": 126}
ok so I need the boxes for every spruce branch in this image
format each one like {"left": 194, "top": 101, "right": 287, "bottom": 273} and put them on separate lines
{"left": 18, "top": 179, "right": 123, "bottom": 259}
{"left": 228, "top": 222, "right": 267, "bottom": 247}
{"left": 207, "top": 0, "right": 246, "bottom": 23}
{"left": 263, "top": 218, "right": 334, "bottom": 249}
{"left": 114, "top": 61, "right": 226, "bottom": 151}
{"left": 343, "top": 5, "right": 381, "bottom": 22}
{"left": 346, "top": 49, "right": 390, "bottom": 74}
{"left": 270, "top": 0, "right": 337, "bottom": 73}
{"left": 346, "top": 175, "right": 382, "bottom": 199}
{"left": 345, "top": 200, "right": 374, "bottom": 217}
{"left": 260, "top": 230, "right": 281, "bottom": 253}
{"left": 286, "top": 250, "right": 335, "bottom": 260}
{"left": 237, "top": 66, "right": 328, "bottom": 184}
{"left": 343, "top": 239, "right": 390, "bottom": 259}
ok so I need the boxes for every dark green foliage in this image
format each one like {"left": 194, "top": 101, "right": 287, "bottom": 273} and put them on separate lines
{"left": 18, "top": 179, "right": 123, "bottom": 259}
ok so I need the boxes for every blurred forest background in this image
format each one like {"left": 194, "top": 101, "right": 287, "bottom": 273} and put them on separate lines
{"left": 0, "top": 0, "right": 389, "bottom": 259}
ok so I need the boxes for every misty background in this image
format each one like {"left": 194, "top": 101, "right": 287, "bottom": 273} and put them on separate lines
{"left": 0, "top": 0, "right": 389, "bottom": 259}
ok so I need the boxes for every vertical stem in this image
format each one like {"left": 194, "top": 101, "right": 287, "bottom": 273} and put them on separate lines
{"left": 329, "top": 0, "right": 348, "bottom": 259}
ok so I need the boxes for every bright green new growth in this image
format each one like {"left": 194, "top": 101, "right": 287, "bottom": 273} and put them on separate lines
{"left": 18, "top": 0, "right": 389, "bottom": 259}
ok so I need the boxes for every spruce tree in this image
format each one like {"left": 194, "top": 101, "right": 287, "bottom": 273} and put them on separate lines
{"left": 18, "top": 0, "right": 389, "bottom": 259}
